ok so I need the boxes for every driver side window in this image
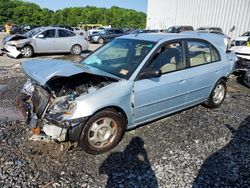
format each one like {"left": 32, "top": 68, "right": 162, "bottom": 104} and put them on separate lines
{"left": 42, "top": 29, "right": 56, "bottom": 38}
{"left": 149, "top": 42, "right": 185, "bottom": 74}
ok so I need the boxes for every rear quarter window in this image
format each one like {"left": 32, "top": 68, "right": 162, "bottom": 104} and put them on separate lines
{"left": 187, "top": 40, "right": 220, "bottom": 67}
{"left": 58, "top": 29, "right": 76, "bottom": 37}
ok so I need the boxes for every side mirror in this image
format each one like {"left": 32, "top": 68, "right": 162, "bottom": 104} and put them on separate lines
{"left": 138, "top": 68, "right": 162, "bottom": 79}
{"left": 37, "top": 34, "right": 45, "bottom": 38}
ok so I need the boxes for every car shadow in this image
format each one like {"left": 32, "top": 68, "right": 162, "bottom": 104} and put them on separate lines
{"left": 193, "top": 115, "right": 250, "bottom": 187}
{"left": 99, "top": 137, "right": 158, "bottom": 188}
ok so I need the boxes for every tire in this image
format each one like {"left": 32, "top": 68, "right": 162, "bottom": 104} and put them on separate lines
{"left": 98, "top": 38, "right": 104, "bottom": 44}
{"left": 70, "top": 44, "right": 82, "bottom": 55}
{"left": 79, "top": 108, "right": 126, "bottom": 155}
{"left": 205, "top": 79, "right": 227, "bottom": 108}
{"left": 20, "top": 46, "right": 34, "bottom": 58}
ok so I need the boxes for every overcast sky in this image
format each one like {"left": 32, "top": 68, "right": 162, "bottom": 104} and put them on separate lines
{"left": 26, "top": 0, "right": 148, "bottom": 12}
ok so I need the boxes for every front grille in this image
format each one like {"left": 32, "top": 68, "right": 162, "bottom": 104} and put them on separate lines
{"left": 32, "top": 86, "right": 50, "bottom": 117}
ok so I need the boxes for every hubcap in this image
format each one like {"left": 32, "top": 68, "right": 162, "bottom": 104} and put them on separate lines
{"left": 88, "top": 117, "right": 118, "bottom": 148}
{"left": 21, "top": 47, "right": 32, "bottom": 57}
{"left": 72, "top": 45, "right": 81, "bottom": 54}
{"left": 213, "top": 84, "right": 225, "bottom": 104}
{"left": 99, "top": 38, "right": 104, "bottom": 44}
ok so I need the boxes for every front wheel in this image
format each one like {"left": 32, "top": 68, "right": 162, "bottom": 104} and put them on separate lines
{"left": 79, "top": 109, "right": 126, "bottom": 155}
{"left": 205, "top": 80, "right": 227, "bottom": 108}
{"left": 20, "top": 46, "right": 34, "bottom": 58}
{"left": 70, "top": 44, "right": 82, "bottom": 55}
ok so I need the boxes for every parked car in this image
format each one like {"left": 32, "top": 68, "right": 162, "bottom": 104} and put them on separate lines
{"left": 21, "top": 25, "right": 42, "bottom": 33}
{"left": 240, "top": 31, "right": 250, "bottom": 37}
{"left": 88, "top": 28, "right": 126, "bottom": 44}
{"left": 230, "top": 32, "right": 250, "bottom": 60}
{"left": 1, "top": 27, "right": 89, "bottom": 58}
{"left": 19, "top": 32, "right": 236, "bottom": 154}
{"left": 163, "top": 26, "right": 194, "bottom": 33}
{"left": 87, "top": 27, "right": 106, "bottom": 36}
{"left": 197, "top": 27, "right": 223, "bottom": 33}
{"left": 10, "top": 25, "right": 24, "bottom": 34}
{"left": 72, "top": 27, "right": 87, "bottom": 36}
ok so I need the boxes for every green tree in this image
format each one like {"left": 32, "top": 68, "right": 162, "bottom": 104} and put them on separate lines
{"left": 0, "top": 0, "right": 146, "bottom": 28}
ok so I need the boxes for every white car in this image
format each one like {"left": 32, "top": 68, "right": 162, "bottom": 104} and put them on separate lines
{"left": 2, "top": 27, "right": 89, "bottom": 58}
{"left": 230, "top": 31, "right": 250, "bottom": 60}
{"left": 72, "top": 27, "right": 87, "bottom": 37}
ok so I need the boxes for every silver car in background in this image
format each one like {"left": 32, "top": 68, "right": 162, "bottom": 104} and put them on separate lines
{"left": 2, "top": 27, "right": 89, "bottom": 58}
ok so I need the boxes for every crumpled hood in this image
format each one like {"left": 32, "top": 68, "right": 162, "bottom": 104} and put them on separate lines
{"left": 3, "top": 34, "right": 28, "bottom": 44}
{"left": 21, "top": 60, "right": 120, "bottom": 85}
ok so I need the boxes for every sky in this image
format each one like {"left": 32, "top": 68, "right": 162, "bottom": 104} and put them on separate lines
{"left": 26, "top": 0, "right": 148, "bottom": 13}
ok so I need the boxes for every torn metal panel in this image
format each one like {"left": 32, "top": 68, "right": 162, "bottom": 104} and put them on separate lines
{"left": 2, "top": 44, "right": 21, "bottom": 58}
{"left": 19, "top": 68, "right": 117, "bottom": 142}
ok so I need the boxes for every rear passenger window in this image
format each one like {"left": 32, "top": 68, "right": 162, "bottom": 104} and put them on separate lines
{"left": 58, "top": 29, "right": 75, "bottom": 37}
{"left": 188, "top": 40, "right": 220, "bottom": 67}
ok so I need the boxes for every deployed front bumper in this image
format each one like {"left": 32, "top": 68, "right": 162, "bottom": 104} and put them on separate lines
{"left": 17, "top": 93, "right": 87, "bottom": 142}
{"left": 1, "top": 44, "right": 21, "bottom": 58}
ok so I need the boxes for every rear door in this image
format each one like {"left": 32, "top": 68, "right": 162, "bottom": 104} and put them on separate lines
{"left": 185, "top": 39, "right": 222, "bottom": 106}
{"left": 54, "top": 29, "right": 76, "bottom": 52}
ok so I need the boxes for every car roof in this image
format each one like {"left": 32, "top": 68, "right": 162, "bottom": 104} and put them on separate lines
{"left": 36, "top": 26, "right": 72, "bottom": 31}
{"left": 119, "top": 32, "right": 216, "bottom": 42}
{"left": 119, "top": 32, "right": 228, "bottom": 52}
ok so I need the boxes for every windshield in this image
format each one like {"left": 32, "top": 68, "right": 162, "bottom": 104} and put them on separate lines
{"left": 25, "top": 28, "right": 45, "bottom": 37}
{"left": 81, "top": 39, "right": 156, "bottom": 79}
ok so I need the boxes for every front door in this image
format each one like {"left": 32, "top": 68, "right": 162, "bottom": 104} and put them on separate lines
{"left": 35, "top": 29, "right": 56, "bottom": 53}
{"left": 133, "top": 41, "right": 189, "bottom": 124}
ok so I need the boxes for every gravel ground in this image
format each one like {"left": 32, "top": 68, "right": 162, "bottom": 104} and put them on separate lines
{"left": 0, "top": 44, "right": 250, "bottom": 187}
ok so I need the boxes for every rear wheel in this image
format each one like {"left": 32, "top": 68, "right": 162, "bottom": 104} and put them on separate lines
{"left": 205, "top": 80, "right": 227, "bottom": 108}
{"left": 70, "top": 44, "right": 82, "bottom": 55}
{"left": 20, "top": 46, "right": 34, "bottom": 58}
{"left": 79, "top": 109, "right": 126, "bottom": 155}
{"left": 98, "top": 38, "right": 104, "bottom": 44}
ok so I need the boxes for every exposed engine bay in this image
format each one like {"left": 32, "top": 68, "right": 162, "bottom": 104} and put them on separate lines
{"left": 19, "top": 72, "right": 116, "bottom": 141}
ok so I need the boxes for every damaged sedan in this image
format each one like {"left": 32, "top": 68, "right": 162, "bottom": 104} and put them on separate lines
{"left": 2, "top": 27, "right": 89, "bottom": 58}
{"left": 19, "top": 33, "right": 236, "bottom": 154}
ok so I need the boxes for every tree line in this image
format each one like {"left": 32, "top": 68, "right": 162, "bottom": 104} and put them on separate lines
{"left": 0, "top": 0, "right": 146, "bottom": 28}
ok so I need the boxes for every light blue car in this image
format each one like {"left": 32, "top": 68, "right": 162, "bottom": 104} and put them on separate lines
{"left": 20, "top": 33, "right": 236, "bottom": 154}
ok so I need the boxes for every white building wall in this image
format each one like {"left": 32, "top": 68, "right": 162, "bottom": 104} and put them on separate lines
{"left": 147, "top": 0, "right": 250, "bottom": 39}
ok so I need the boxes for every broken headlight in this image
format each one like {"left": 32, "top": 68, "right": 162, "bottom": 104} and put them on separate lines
{"left": 48, "top": 96, "right": 77, "bottom": 121}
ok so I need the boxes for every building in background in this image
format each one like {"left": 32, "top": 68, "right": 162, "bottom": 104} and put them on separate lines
{"left": 147, "top": 0, "right": 250, "bottom": 39}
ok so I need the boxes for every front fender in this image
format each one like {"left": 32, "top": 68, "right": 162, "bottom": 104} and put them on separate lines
{"left": 70, "top": 81, "right": 134, "bottom": 126}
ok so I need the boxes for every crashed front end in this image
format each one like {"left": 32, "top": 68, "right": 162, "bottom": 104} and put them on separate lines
{"left": 18, "top": 79, "right": 80, "bottom": 141}
{"left": 18, "top": 61, "right": 117, "bottom": 142}
{"left": 1, "top": 35, "right": 31, "bottom": 58}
